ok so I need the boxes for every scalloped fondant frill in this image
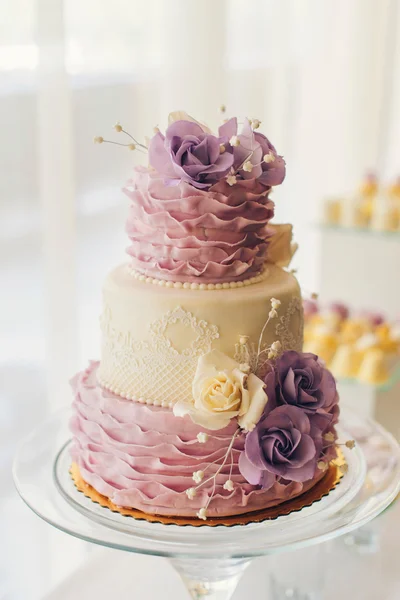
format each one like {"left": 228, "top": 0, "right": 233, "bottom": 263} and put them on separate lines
{"left": 124, "top": 167, "right": 275, "bottom": 283}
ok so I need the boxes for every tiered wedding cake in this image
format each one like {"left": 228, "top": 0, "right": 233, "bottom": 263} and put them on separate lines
{"left": 70, "top": 112, "right": 339, "bottom": 520}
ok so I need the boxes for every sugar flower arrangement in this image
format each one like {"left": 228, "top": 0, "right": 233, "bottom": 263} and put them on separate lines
{"left": 95, "top": 109, "right": 286, "bottom": 191}
{"left": 172, "top": 300, "right": 350, "bottom": 520}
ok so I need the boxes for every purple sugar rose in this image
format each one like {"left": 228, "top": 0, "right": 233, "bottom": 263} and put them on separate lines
{"left": 275, "top": 351, "right": 338, "bottom": 418}
{"left": 148, "top": 120, "right": 234, "bottom": 189}
{"left": 148, "top": 115, "right": 286, "bottom": 190}
{"left": 227, "top": 118, "right": 286, "bottom": 186}
{"left": 254, "top": 131, "right": 286, "bottom": 186}
{"left": 239, "top": 405, "right": 318, "bottom": 489}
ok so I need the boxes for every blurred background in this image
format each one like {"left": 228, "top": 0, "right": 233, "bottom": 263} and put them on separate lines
{"left": 1, "top": 1, "right": 400, "bottom": 599}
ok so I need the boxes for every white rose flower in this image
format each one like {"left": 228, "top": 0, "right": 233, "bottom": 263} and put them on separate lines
{"left": 173, "top": 350, "right": 268, "bottom": 431}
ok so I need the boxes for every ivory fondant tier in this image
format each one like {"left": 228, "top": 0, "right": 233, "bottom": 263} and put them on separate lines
{"left": 70, "top": 362, "right": 329, "bottom": 518}
{"left": 97, "top": 263, "right": 303, "bottom": 406}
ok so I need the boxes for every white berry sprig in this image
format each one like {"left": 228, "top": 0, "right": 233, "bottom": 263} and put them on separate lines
{"left": 94, "top": 122, "right": 148, "bottom": 152}
{"left": 186, "top": 429, "right": 241, "bottom": 521}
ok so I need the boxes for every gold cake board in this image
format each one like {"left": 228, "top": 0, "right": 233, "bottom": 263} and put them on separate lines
{"left": 70, "top": 451, "right": 345, "bottom": 527}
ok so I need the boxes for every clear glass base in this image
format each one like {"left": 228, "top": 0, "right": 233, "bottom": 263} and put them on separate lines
{"left": 171, "top": 557, "right": 250, "bottom": 599}
{"left": 13, "top": 407, "right": 400, "bottom": 600}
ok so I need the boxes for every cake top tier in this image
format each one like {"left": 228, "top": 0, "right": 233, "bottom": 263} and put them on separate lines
{"left": 101, "top": 111, "right": 289, "bottom": 284}
{"left": 125, "top": 166, "right": 281, "bottom": 283}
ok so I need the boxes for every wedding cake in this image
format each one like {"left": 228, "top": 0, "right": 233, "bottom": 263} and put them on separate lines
{"left": 70, "top": 112, "right": 340, "bottom": 521}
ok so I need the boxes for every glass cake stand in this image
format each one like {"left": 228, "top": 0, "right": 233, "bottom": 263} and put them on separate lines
{"left": 13, "top": 408, "right": 400, "bottom": 600}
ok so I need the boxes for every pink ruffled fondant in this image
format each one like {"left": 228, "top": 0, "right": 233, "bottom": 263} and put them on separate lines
{"left": 70, "top": 362, "right": 325, "bottom": 517}
{"left": 124, "top": 167, "right": 275, "bottom": 283}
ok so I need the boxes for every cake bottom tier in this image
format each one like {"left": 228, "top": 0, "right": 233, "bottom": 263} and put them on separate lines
{"left": 70, "top": 362, "right": 326, "bottom": 518}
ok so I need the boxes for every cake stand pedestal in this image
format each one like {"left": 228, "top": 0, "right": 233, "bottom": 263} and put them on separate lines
{"left": 13, "top": 409, "right": 400, "bottom": 600}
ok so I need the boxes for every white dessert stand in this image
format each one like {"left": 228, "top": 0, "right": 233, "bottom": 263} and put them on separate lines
{"left": 13, "top": 408, "right": 400, "bottom": 600}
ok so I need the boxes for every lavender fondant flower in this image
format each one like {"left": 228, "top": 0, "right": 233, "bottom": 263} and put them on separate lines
{"left": 239, "top": 405, "right": 318, "bottom": 489}
{"left": 148, "top": 112, "right": 286, "bottom": 189}
{"left": 274, "top": 351, "right": 338, "bottom": 418}
{"left": 148, "top": 118, "right": 234, "bottom": 189}
{"left": 228, "top": 118, "right": 286, "bottom": 186}
{"left": 254, "top": 131, "right": 286, "bottom": 186}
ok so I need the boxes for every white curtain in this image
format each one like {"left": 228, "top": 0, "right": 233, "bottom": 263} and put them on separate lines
{"left": 2, "top": 0, "right": 400, "bottom": 407}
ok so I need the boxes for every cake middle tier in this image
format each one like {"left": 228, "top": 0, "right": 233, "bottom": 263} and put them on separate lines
{"left": 98, "top": 264, "right": 303, "bottom": 406}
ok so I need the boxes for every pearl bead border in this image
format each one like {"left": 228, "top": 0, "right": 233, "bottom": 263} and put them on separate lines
{"left": 126, "top": 266, "right": 268, "bottom": 290}
{"left": 97, "top": 376, "right": 174, "bottom": 409}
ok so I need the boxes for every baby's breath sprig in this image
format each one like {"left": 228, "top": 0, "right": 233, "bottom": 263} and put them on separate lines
{"left": 251, "top": 118, "right": 261, "bottom": 130}
{"left": 223, "top": 115, "right": 274, "bottom": 185}
{"left": 317, "top": 436, "right": 355, "bottom": 475}
{"left": 113, "top": 122, "right": 148, "bottom": 150}
{"left": 322, "top": 432, "right": 356, "bottom": 451}
{"left": 226, "top": 171, "right": 238, "bottom": 187}
{"left": 187, "top": 428, "right": 241, "bottom": 521}
{"left": 93, "top": 122, "right": 148, "bottom": 153}
{"left": 254, "top": 298, "right": 282, "bottom": 371}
